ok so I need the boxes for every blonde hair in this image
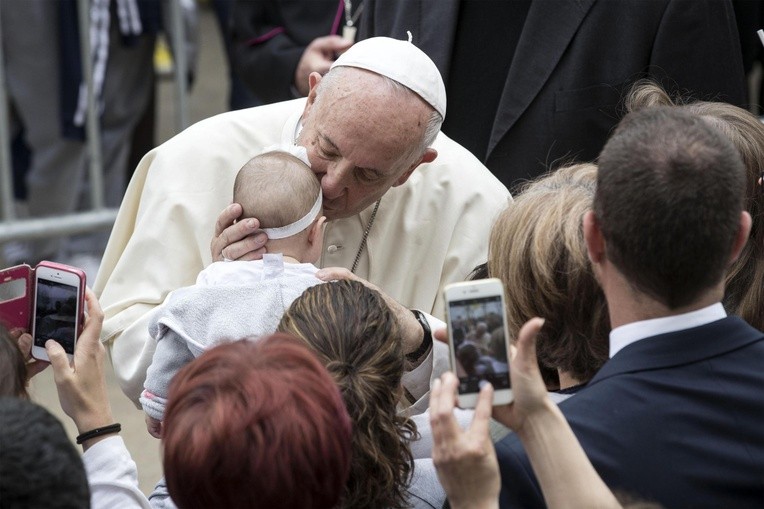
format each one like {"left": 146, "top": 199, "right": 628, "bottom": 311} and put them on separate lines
{"left": 233, "top": 151, "right": 321, "bottom": 230}
{"left": 626, "top": 81, "right": 764, "bottom": 330}
{"left": 488, "top": 164, "right": 609, "bottom": 383}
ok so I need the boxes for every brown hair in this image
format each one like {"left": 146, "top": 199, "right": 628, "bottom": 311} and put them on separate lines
{"left": 596, "top": 106, "right": 745, "bottom": 308}
{"left": 0, "top": 326, "right": 28, "bottom": 398}
{"left": 233, "top": 151, "right": 321, "bottom": 229}
{"left": 278, "top": 280, "right": 416, "bottom": 509}
{"left": 627, "top": 81, "right": 764, "bottom": 327}
{"left": 163, "top": 335, "right": 353, "bottom": 509}
{"left": 488, "top": 164, "right": 609, "bottom": 384}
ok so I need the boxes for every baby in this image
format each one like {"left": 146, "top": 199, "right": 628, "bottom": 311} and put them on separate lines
{"left": 140, "top": 147, "right": 325, "bottom": 437}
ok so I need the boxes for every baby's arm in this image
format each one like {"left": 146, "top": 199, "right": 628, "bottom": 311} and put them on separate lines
{"left": 140, "top": 329, "right": 196, "bottom": 439}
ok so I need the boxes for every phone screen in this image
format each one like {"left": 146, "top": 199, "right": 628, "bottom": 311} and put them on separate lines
{"left": 448, "top": 295, "right": 511, "bottom": 395}
{"left": 33, "top": 278, "right": 78, "bottom": 354}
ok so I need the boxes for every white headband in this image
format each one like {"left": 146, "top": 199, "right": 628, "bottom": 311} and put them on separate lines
{"left": 262, "top": 143, "right": 311, "bottom": 167}
{"left": 262, "top": 189, "right": 322, "bottom": 239}
{"left": 258, "top": 144, "right": 321, "bottom": 239}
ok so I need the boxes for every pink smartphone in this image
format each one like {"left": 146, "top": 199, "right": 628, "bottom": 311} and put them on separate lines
{"left": 30, "top": 262, "right": 86, "bottom": 362}
{"left": 0, "top": 264, "right": 34, "bottom": 332}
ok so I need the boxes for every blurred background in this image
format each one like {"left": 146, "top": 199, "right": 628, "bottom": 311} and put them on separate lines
{"left": 13, "top": 1, "right": 233, "bottom": 494}
{"left": 2, "top": 0, "right": 764, "bottom": 498}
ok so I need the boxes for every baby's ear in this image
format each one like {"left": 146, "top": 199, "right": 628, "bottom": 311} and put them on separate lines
{"left": 309, "top": 216, "right": 327, "bottom": 244}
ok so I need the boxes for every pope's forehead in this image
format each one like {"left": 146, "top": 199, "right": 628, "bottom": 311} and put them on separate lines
{"left": 317, "top": 82, "right": 427, "bottom": 136}
{"left": 324, "top": 70, "right": 428, "bottom": 112}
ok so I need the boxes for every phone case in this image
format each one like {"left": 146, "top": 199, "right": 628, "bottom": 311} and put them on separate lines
{"left": 0, "top": 262, "right": 86, "bottom": 334}
{"left": 0, "top": 264, "right": 33, "bottom": 331}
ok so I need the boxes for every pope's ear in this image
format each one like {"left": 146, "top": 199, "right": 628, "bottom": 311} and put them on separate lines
{"left": 419, "top": 148, "right": 437, "bottom": 165}
{"left": 393, "top": 149, "right": 438, "bottom": 187}
{"left": 302, "top": 72, "right": 323, "bottom": 117}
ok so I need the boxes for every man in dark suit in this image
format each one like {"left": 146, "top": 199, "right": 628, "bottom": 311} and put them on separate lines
{"left": 494, "top": 107, "right": 764, "bottom": 507}
{"left": 359, "top": 0, "right": 746, "bottom": 191}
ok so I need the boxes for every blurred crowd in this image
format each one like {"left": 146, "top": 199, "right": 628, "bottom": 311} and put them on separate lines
{"left": 2, "top": 1, "right": 764, "bottom": 509}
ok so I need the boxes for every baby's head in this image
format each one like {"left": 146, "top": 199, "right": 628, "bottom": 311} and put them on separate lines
{"left": 233, "top": 150, "right": 325, "bottom": 263}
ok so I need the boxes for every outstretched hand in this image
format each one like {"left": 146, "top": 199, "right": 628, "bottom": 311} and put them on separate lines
{"left": 435, "top": 318, "right": 624, "bottom": 509}
{"left": 210, "top": 203, "right": 268, "bottom": 262}
{"left": 46, "top": 288, "right": 114, "bottom": 448}
{"left": 429, "top": 372, "right": 500, "bottom": 509}
{"left": 491, "top": 317, "right": 549, "bottom": 434}
{"left": 315, "top": 267, "right": 426, "bottom": 360}
{"left": 294, "top": 36, "right": 353, "bottom": 96}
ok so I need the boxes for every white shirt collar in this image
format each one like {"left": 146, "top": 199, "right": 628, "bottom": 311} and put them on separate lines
{"left": 282, "top": 108, "right": 303, "bottom": 146}
{"left": 609, "top": 303, "right": 726, "bottom": 358}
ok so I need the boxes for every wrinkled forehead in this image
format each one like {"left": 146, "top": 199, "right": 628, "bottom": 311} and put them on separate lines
{"left": 313, "top": 76, "right": 428, "bottom": 173}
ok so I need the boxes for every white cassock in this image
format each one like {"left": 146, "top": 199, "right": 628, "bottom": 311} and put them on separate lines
{"left": 94, "top": 98, "right": 512, "bottom": 406}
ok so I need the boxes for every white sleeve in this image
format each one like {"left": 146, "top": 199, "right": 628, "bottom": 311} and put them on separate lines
{"left": 401, "top": 313, "right": 449, "bottom": 415}
{"left": 83, "top": 436, "right": 152, "bottom": 509}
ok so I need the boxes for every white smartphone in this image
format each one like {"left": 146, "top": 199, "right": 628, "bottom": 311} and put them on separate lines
{"left": 31, "top": 262, "right": 86, "bottom": 362}
{"left": 444, "top": 278, "right": 513, "bottom": 407}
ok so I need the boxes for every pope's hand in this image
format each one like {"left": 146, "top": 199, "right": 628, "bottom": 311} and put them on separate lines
{"left": 211, "top": 203, "right": 268, "bottom": 262}
{"left": 315, "top": 267, "right": 427, "bottom": 362}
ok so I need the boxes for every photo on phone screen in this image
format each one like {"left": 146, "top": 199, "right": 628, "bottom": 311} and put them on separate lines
{"left": 33, "top": 278, "right": 79, "bottom": 355}
{"left": 447, "top": 295, "right": 511, "bottom": 396}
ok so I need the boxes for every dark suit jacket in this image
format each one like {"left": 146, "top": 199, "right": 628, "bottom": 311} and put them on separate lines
{"left": 495, "top": 316, "right": 764, "bottom": 508}
{"left": 359, "top": 0, "right": 746, "bottom": 191}
{"left": 230, "top": 0, "right": 340, "bottom": 104}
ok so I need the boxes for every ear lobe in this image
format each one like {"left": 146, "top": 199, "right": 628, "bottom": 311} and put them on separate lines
{"left": 420, "top": 148, "right": 437, "bottom": 164}
{"left": 583, "top": 211, "right": 605, "bottom": 265}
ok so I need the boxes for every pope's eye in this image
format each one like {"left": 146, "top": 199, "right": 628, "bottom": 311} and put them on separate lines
{"left": 356, "top": 168, "right": 381, "bottom": 183}
{"left": 318, "top": 144, "right": 337, "bottom": 158}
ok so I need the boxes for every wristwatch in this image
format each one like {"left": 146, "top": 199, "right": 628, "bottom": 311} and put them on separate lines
{"left": 407, "top": 309, "right": 433, "bottom": 362}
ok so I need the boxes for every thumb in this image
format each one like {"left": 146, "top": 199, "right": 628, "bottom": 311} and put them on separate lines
{"left": 513, "top": 318, "right": 545, "bottom": 370}
{"left": 46, "top": 340, "right": 71, "bottom": 376}
{"left": 17, "top": 333, "right": 33, "bottom": 359}
{"left": 328, "top": 37, "right": 353, "bottom": 50}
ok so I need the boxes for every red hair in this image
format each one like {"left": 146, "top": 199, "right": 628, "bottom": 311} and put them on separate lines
{"left": 162, "top": 334, "right": 353, "bottom": 509}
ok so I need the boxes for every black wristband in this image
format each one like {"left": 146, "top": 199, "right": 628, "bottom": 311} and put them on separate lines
{"left": 407, "top": 309, "right": 433, "bottom": 361}
{"left": 76, "top": 423, "right": 122, "bottom": 444}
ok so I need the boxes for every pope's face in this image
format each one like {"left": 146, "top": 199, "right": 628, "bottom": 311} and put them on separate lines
{"left": 297, "top": 69, "right": 432, "bottom": 220}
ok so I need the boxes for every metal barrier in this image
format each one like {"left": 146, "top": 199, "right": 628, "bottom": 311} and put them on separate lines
{"left": 0, "top": 0, "right": 188, "bottom": 244}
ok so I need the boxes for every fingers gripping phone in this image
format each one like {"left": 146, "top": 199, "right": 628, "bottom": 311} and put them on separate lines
{"left": 444, "top": 278, "right": 513, "bottom": 407}
{"left": 31, "top": 262, "right": 86, "bottom": 362}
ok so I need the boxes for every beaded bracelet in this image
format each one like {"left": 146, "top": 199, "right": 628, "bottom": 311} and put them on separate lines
{"left": 76, "top": 423, "right": 122, "bottom": 445}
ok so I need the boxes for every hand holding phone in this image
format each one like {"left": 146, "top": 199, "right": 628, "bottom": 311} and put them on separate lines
{"left": 31, "top": 262, "right": 86, "bottom": 362}
{"left": 444, "top": 278, "right": 513, "bottom": 407}
{"left": 429, "top": 372, "right": 500, "bottom": 509}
